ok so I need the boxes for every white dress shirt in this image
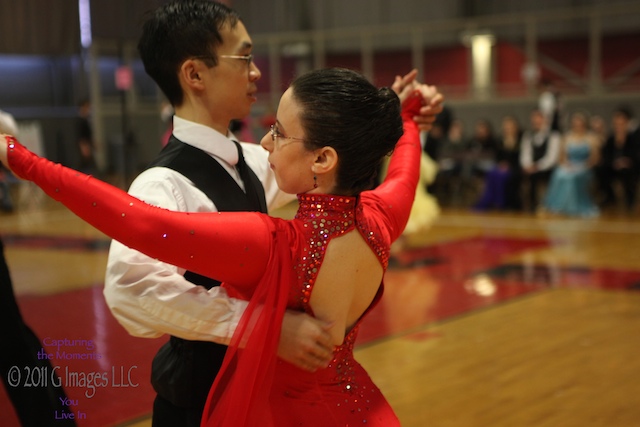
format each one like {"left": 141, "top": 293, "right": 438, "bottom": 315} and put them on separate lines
{"left": 103, "top": 116, "right": 293, "bottom": 343}
{"left": 520, "top": 128, "right": 562, "bottom": 172}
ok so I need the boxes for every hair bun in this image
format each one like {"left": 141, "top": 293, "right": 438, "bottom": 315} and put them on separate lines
{"left": 378, "top": 86, "right": 396, "bottom": 101}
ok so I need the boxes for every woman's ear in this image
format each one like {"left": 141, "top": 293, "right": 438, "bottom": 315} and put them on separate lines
{"left": 312, "top": 146, "right": 339, "bottom": 175}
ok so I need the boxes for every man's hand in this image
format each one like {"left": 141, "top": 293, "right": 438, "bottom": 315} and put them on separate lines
{"left": 278, "top": 310, "right": 334, "bottom": 372}
{"left": 391, "top": 69, "right": 444, "bottom": 132}
{"left": 614, "top": 157, "right": 631, "bottom": 170}
{"left": 414, "top": 89, "right": 444, "bottom": 132}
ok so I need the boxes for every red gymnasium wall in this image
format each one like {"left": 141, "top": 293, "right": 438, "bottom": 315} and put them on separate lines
{"left": 254, "top": 32, "right": 640, "bottom": 99}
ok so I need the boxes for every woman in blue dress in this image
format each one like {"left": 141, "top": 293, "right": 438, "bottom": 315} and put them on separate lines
{"left": 542, "top": 111, "right": 600, "bottom": 217}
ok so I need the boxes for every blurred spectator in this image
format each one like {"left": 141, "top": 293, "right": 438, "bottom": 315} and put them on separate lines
{"left": 589, "top": 114, "right": 607, "bottom": 148}
{"left": 542, "top": 111, "right": 600, "bottom": 217}
{"left": 423, "top": 123, "right": 444, "bottom": 168}
{"left": 76, "top": 99, "right": 98, "bottom": 175}
{"left": 0, "top": 236, "right": 78, "bottom": 426}
{"left": 466, "top": 119, "right": 498, "bottom": 177}
{"left": 432, "top": 119, "right": 466, "bottom": 205}
{"left": 460, "top": 119, "right": 498, "bottom": 204}
{"left": 627, "top": 105, "right": 640, "bottom": 136}
{"left": 520, "top": 109, "right": 562, "bottom": 211}
{"left": 448, "top": 119, "right": 465, "bottom": 146}
{"left": 627, "top": 106, "right": 640, "bottom": 153}
{"left": 435, "top": 105, "right": 453, "bottom": 136}
{"left": 425, "top": 105, "right": 453, "bottom": 161}
{"left": 596, "top": 107, "right": 639, "bottom": 212}
{"left": 473, "top": 115, "right": 523, "bottom": 211}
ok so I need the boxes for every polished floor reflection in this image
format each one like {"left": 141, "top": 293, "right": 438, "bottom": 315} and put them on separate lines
{"left": 1, "top": 195, "right": 639, "bottom": 427}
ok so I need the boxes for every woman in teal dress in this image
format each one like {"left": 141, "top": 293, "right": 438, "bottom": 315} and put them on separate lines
{"left": 543, "top": 112, "right": 600, "bottom": 217}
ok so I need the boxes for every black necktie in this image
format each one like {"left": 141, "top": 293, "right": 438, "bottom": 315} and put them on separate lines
{"left": 233, "top": 141, "right": 267, "bottom": 213}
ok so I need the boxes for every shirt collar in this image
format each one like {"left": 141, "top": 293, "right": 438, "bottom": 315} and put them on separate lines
{"left": 172, "top": 115, "right": 239, "bottom": 165}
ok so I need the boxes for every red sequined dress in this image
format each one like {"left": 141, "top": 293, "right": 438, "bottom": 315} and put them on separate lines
{"left": 6, "top": 95, "right": 422, "bottom": 426}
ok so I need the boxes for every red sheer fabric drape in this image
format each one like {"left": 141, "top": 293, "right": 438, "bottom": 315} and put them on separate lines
{"left": 201, "top": 227, "right": 293, "bottom": 427}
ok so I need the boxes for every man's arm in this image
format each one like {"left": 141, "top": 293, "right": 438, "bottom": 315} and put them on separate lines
{"left": 520, "top": 134, "right": 534, "bottom": 171}
{"left": 103, "top": 168, "right": 243, "bottom": 342}
{"left": 104, "top": 167, "right": 332, "bottom": 370}
{"left": 536, "top": 132, "right": 562, "bottom": 171}
{"left": 107, "top": 241, "right": 332, "bottom": 370}
{"left": 106, "top": 242, "right": 244, "bottom": 342}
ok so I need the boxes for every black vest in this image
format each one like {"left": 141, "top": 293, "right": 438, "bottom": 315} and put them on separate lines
{"left": 149, "top": 136, "right": 266, "bottom": 409}
{"left": 532, "top": 133, "right": 550, "bottom": 163}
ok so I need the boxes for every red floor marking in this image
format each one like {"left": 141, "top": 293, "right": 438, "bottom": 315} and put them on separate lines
{"left": 358, "top": 236, "right": 640, "bottom": 344}
{"left": 2, "top": 236, "right": 639, "bottom": 426}
{"left": 2, "top": 234, "right": 111, "bottom": 252}
{"left": 358, "top": 237, "right": 550, "bottom": 344}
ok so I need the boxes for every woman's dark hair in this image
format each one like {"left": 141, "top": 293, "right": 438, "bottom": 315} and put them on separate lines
{"left": 137, "top": 0, "right": 240, "bottom": 106}
{"left": 290, "top": 68, "right": 403, "bottom": 195}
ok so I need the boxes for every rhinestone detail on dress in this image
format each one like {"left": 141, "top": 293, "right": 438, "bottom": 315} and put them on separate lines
{"left": 292, "top": 193, "right": 389, "bottom": 416}
{"left": 295, "top": 194, "right": 357, "bottom": 307}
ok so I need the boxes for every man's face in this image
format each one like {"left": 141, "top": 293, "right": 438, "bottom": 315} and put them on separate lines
{"left": 530, "top": 111, "right": 545, "bottom": 131}
{"left": 204, "top": 21, "right": 261, "bottom": 125}
{"left": 612, "top": 113, "right": 629, "bottom": 133}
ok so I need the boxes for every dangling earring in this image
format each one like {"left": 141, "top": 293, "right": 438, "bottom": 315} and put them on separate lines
{"left": 313, "top": 174, "right": 318, "bottom": 189}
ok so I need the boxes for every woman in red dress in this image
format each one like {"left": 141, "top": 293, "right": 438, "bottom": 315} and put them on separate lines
{"left": 1, "top": 68, "right": 440, "bottom": 426}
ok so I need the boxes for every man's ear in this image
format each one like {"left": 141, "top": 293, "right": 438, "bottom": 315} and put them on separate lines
{"left": 312, "top": 146, "right": 339, "bottom": 175}
{"left": 179, "top": 59, "right": 205, "bottom": 91}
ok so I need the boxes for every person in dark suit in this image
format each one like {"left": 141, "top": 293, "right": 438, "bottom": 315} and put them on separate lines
{"left": 0, "top": 237, "right": 77, "bottom": 427}
{"left": 520, "top": 109, "right": 562, "bottom": 211}
{"left": 596, "top": 107, "right": 639, "bottom": 212}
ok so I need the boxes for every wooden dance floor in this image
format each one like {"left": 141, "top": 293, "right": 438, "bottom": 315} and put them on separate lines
{"left": 1, "top": 189, "right": 639, "bottom": 427}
